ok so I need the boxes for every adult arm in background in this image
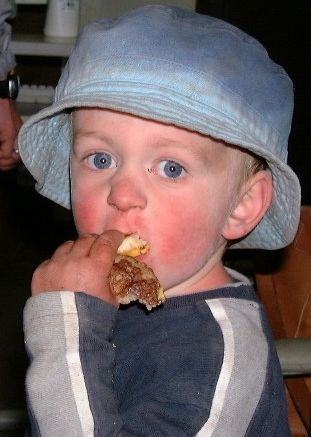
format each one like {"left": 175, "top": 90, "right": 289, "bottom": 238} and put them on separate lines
{"left": 0, "top": 0, "right": 22, "bottom": 171}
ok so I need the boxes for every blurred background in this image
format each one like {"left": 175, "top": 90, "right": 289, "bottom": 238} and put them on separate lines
{"left": 0, "top": 1, "right": 309, "bottom": 435}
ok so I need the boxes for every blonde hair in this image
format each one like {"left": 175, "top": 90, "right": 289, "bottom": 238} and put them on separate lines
{"left": 234, "top": 146, "right": 267, "bottom": 188}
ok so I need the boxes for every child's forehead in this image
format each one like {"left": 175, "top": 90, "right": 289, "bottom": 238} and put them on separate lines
{"left": 72, "top": 108, "right": 233, "bottom": 158}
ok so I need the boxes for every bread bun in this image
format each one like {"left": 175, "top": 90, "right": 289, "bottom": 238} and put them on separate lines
{"left": 117, "top": 233, "right": 150, "bottom": 257}
{"left": 109, "top": 234, "right": 165, "bottom": 310}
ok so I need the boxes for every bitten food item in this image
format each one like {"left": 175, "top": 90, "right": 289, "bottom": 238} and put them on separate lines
{"left": 116, "top": 233, "right": 150, "bottom": 257}
{"left": 109, "top": 234, "right": 165, "bottom": 310}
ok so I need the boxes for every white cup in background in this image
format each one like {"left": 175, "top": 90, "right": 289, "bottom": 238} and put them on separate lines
{"left": 44, "top": 0, "right": 80, "bottom": 38}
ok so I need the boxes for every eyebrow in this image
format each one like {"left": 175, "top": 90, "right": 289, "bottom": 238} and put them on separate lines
{"left": 73, "top": 129, "right": 109, "bottom": 142}
{"left": 72, "top": 130, "right": 116, "bottom": 153}
{"left": 154, "top": 137, "right": 211, "bottom": 162}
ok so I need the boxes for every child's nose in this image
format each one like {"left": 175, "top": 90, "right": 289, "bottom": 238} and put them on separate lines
{"left": 107, "top": 174, "right": 147, "bottom": 212}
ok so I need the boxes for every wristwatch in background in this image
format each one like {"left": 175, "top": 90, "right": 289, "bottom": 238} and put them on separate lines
{"left": 0, "top": 69, "right": 20, "bottom": 100}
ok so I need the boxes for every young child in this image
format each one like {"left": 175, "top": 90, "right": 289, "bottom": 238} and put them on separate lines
{"left": 18, "top": 5, "right": 300, "bottom": 436}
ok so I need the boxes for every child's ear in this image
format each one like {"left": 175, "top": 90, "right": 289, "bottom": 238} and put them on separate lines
{"left": 222, "top": 170, "right": 273, "bottom": 241}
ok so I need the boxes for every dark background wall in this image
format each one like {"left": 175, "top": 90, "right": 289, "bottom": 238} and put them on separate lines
{"left": 196, "top": 0, "right": 310, "bottom": 205}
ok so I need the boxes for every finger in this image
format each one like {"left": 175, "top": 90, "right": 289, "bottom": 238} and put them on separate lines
{"left": 13, "top": 139, "right": 20, "bottom": 155}
{"left": 89, "top": 230, "right": 124, "bottom": 263}
{"left": 0, "top": 155, "right": 19, "bottom": 164}
{"left": 35, "top": 258, "right": 50, "bottom": 269}
{"left": 0, "top": 162, "right": 20, "bottom": 171}
{"left": 0, "top": 152, "right": 20, "bottom": 163}
{"left": 68, "top": 233, "right": 100, "bottom": 256}
{"left": 50, "top": 240, "right": 75, "bottom": 259}
{"left": 0, "top": 139, "right": 15, "bottom": 156}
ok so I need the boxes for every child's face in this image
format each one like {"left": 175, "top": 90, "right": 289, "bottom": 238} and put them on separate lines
{"left": 71, "top": 109, "right": 243, "bottom": 295}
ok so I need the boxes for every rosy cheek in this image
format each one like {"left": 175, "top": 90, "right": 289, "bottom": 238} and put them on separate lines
{"left": 72, "top": 193, "right": 103, "bottom": 235}
{"left": 157, "top": 227, "right": 185, "bottom": 260}
{"left": 155, "top": 199, "right": 206, "bottom": 262}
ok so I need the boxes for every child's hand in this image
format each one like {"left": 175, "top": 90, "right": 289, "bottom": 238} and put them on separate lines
{"left": 31, "top": 230, "right": 124, "bottom": 306}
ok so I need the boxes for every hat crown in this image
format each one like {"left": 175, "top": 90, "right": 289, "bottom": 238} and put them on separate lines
{"left": 57, "top": 5, "right": 293, "bottom": 162}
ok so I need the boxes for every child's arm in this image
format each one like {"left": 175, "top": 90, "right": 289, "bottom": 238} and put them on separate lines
{"left": 24, "top": 291, "right": 121, "bottom": 435}
{"left": 24, "top": 230, "right": 125, "bottom": 435}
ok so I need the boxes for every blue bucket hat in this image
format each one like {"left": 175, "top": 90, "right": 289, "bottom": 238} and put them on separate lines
{"left": 18, "top": 5, "right": 300, "bottom": 250}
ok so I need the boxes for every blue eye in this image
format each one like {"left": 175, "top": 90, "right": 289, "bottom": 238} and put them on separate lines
{"left": 87, "top": 152, "right": 116, "bottom": 170}
{"left": 158, "top": 160, "right": 185, "bottom": 179}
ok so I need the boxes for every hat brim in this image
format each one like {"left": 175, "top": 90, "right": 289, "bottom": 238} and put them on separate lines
{"left": 18, "top": 91, "right": 301, "bottom": 250}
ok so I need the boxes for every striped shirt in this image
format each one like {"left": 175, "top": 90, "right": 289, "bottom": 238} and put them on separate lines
{"left": 24, "top": 281, "right": 290, "bottom": 436}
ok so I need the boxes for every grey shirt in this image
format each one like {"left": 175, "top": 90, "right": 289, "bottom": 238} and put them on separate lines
{"left": 0, "top": 0, "right": 16, "bottom": 77}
